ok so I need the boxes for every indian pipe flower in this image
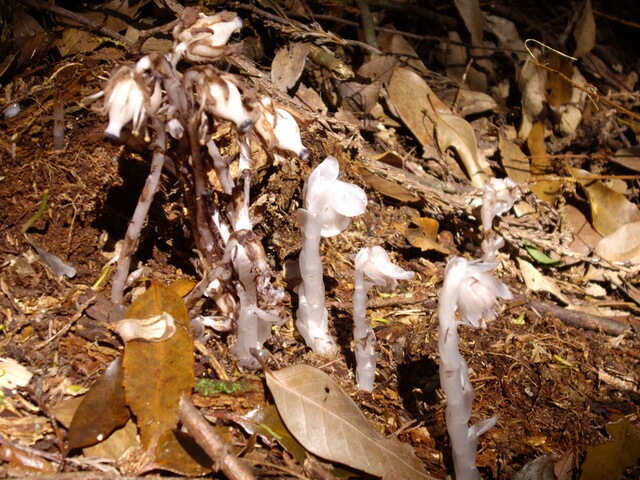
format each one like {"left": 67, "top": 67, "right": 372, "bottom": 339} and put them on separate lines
{"left": 253, "top": 97, "right": 309, "bottom": 160}
{"left": 303, "top": 156, "right": 368, "bottom": 236}
{"left": 101, "top": 61, "right": 161, "bottom": 141}
{"left": 353, "top": 246, "right": 413, "bottom": 391}
{"left": 174, "top": 11, "right": 243, "bottom": 63}
{"left": 296, "top": 156, "right": 367, "bottom": 355}
{"left": 193, "top": 71, "right": 252, "bottom": 133}
{"left": 438, "top": 256, "right": 509, "bottom": 480}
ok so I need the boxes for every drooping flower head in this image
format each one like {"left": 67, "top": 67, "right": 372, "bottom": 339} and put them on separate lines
{"left": 101, "top": 62, "right": 161, "bottom": 140}
{"left": 191, "top": 70, "right": 252, "bottom": 133}
{"left": 481, "top": 177, "right": 520, "bottom": 232}
{"left": 355, "top": 246, "right": 414, "bottom": 291}
{"left": 254, "top": 97, "right": 309, "bottom": 160}
{"left": 174, "top": 11, "right": 243, "bottom": 63}
{"left": 303, "top": 156, "right": 367, "bottom": 237}
{"left": 441, "top": 256, "right": 512, "bottom": 329}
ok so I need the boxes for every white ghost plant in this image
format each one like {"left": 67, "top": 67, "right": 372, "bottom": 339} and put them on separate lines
{"left": 480, "top": 177, "right": 520, "bottom": 262}
{"left": 353, "top": 246, "right": 413, "bottom": 391}
{"left": 174, "top": 11, "right": 243, "bottom": 64}
{"left": 101, "top": 60, "right": 162, "bottom": 141}
{"left": 254, "top": 97, "right": 310, "bottom": 160}
{"left": 438, "top": 257, "right": 511, "bottom": 480}
{"left": 296, "top": 156, "right": 367, "bottom": 355}
{"left": 193, "top": 72, "right": 252, "bottom": 133}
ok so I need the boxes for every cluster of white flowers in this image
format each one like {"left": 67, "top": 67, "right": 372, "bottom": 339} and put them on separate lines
{"left": 94, "top": 10, "right": 311, "bottom": 368}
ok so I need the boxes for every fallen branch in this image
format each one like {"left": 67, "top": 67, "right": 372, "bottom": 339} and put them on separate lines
{"left": 178, "top": 394, "right": 256, "bottom": 480}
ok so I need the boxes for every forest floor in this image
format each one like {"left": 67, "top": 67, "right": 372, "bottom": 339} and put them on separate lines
{"left": 0, "top": 0, "right": 639, "bottom": 479}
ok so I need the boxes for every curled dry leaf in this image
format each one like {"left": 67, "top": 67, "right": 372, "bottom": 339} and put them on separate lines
{"left": 569, "top": 167, "right": 640, "bottom": 235}
{"left": 265, "top": 364, "right": 434, "bottom": 479}
{"left": 572, "top": 0, "right": 596, "bottom": 59}
{"left": 527, "top": 122, "right": 562, "bottom": 203}
{"left": 436, "top": 113, "right": 491, "bottom": 187}
{"left": 67, "top": 357, "right": 130, "bottom": 450}
{"left": 386, "top": 67, "right": 448, "bottom": 152}
{"left": 397, "top": 217, "right": 450, "bottom": 254}
{"left": 517, "top": 258, "right": 571, "bottom": 305}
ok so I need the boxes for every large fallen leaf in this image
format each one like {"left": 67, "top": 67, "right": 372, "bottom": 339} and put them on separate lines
{"left": 544, "top": 52, "right": 574, "bottom": 113}
{"left": 453, "top": 0, "right": 484, "bottom": 51}
{"left": 122, "top": 281, "right": 194, "bottom": 451}
{"left": 569, "top": 167, "right": 640, "bottom": 235}
{"left": 517, "top": 56, "right": 547, "bottom": 139}
{"left": 580, "top": 416, "right": 640, "bottom": 480}
{"left": 611, "top": 146, "right": 640, "bottom": 172}
{"left": 563, "top": 204, "right": 602, "bottom": 258}
{"left": 143, "top": 429, "right": 212, "bottom": 476}
{"left": 67, "top": 357, "right": 130, "bottom": 450}
{"left": 386, "top": 67, "right": 448, "bottom": 152}
{"left": 240, "top": 405, "right": 308, "bottom": 464}
{"left": 436, "top": 113, "right": 491, "bottom": 187}
{"left": 265, "top": 364, "right": 433, "bottom": 479}
{"left": 271, "top": 42, "right": 310, "bottom": 92}
{"left": 83, "top": 420, "right": 138, "bottom": 461}
{"left": 594, "top": 221, "right": 640, "bottom": 263}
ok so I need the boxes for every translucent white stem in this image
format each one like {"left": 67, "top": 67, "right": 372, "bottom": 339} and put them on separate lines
{"left": 438, "top": 257, "right": 497, "bottom": 480}
{"left": 353, "top": 272, "right": 376, "bottom": 391}
{"left": 295, "top": 209, "right": 337, "bottom": 356}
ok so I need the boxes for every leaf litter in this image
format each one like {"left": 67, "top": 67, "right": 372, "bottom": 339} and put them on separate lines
{"left": 0, "top": 0, "right": 638, "bottom": 478}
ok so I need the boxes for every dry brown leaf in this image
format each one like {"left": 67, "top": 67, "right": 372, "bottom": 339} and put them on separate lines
{"left": 573, "top": 0, "right": 596, "bottom": 58}
{"left": 83, "top": 420, "right": 138, "bottom": 461}
{"left": 594, "top": 221, "right": 640, "bottom": 263}
{"left": 265, "top": 364, "right": 433, "bottom": 479}
{"left": 145, "top": 429, "right": 212, "bottom": 476}
{"left": 338, "top": 81, "right": 381, "bottom": 114}
{"left": 436, "top": 113, "right": 491, "bottom": 187}
{"left": 55, "top": 28, "right": 101, "bottom": 57}
{"left": 517, "top": 56, "right": 547, "bottom": 139}
{"left": 569, "top": 167, "right": 640, "bottom": 235}
{"left": 544, "top": 52, "right": 574, "bottom": 112}
{"left": 399, "top": 217, "right": 450, "bottom": 254}
{"left": 455, "top": 89, "right": 499, "bottom": 117}
{"left": 518, "top": 258, "right": 571, "bottom": 304}
{"left": 499, "top": 131, "right": 531, "bottom": 183}
{"left": 67, "top": 357, "right": 130, "bottom": 450}
{"left": 271, "top": 42, "right": 310, "bottom": 92}
{"left": 377, "top": 32, "right": 426, "bottom": 75}
{"left": 453, "top": 0, "right": 484, "bottom": 49}
{"left": 122, "top": 281, "right": 194, "bottom": 451}
{"left": 563, "top": 204, "right": 603, "bottom": 258}
{"left": 611, "top": 146, "right": 640, "bottom": 172}
{"left": 386, "top": 67, "right": 449, "bottom": 151}
{"left": 527, "top": 122, "right": 562, "bottom": 202}
{"left": 357, "top": 52, "right": 399, "bottom": 83}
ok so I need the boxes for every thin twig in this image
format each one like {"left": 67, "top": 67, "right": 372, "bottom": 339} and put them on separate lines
{"left": 356, "top": 0, "right": 379, "bottom": 50}
{"left": 178, "top": 394, "right": 256, "bottom": 480}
